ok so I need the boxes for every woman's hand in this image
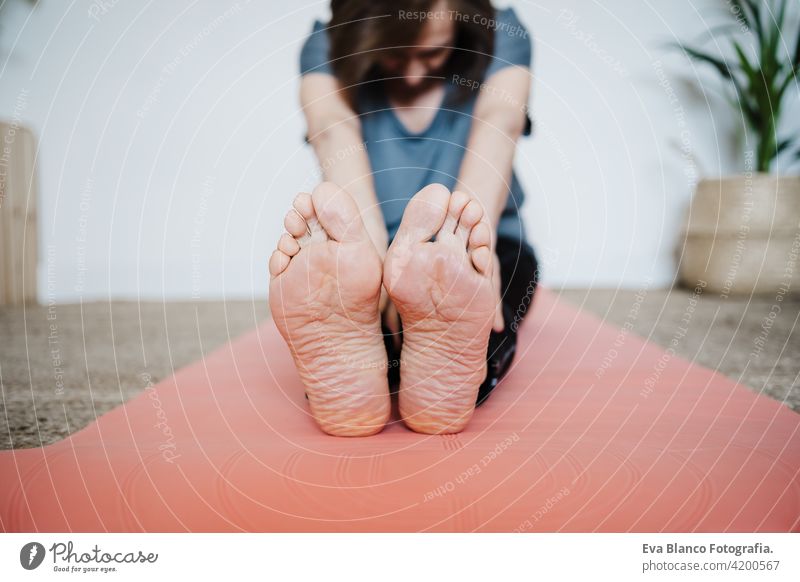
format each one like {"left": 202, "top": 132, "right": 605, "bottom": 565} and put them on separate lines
{"left": 492, "top": 253, "right": 504, "bottom": 333}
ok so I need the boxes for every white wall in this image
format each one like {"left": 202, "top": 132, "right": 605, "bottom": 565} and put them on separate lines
{"left": 0, "top": 0, "right": 798, "bottom": 301}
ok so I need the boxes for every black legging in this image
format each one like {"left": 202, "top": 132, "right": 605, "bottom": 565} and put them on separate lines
{"left": 383, "top": 236, "right": 540, "bottom": 406}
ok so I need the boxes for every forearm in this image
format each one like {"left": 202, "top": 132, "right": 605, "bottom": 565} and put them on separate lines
{"left": 309, "top": 122, "right": 388, "bottom": 252}
{"left": 455, "top": 114, "right": 523, "bottom": 242}
{"left": 455, "top": 63, "right": 530, "bottom": 244}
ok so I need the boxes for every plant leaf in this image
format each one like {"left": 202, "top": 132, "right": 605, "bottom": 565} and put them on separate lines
{"left": 728, "top": 0, "right": 752, "bottom": 28}
{"left": 776, "top": 66, "right": 798, "bottom": 102}
{"left": 672, "top": 0, "right": 799, "bottom": 172}
{"left": 776, "top": 0, "right": 788, "bottom": 32}
{"left": 795, "top": 6, "right": 800, "bottom": 67}
{"left": 732, "top": 40, "right": 757, "bottom": 79}
{"left": 676, "top": 44, "right": 736, "bottom": 79}
{"left": 776, "top": 137, "right": 796, "bottom": 154}
{"left": 731, "top": 40, "right": 766, "bottom": 118}
{"left": 735, "top": 0, "right": 765, "bottom": 43}
{"left": 763, "top": 0, "right": 788, "bottom": 79}
{"left": 682, "top": 45, "right": 758, "bottom": 125}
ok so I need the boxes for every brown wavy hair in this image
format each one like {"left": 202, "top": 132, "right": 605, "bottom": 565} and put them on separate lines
{"left": 328, "top": 0, "right": 495, "bottom": 107}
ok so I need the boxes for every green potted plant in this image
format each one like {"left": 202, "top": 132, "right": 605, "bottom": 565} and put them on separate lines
{"left": 677, "top": 0, "right": 800, "bottom": 295}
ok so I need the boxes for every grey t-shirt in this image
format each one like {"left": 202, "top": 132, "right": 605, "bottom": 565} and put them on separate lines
{"left": 299, "top": 7, "right": 532, "bottom": 244}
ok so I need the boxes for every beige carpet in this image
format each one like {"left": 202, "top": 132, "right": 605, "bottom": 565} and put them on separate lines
{"left": 1, "top": 288, "right": 797, "bottom": 450}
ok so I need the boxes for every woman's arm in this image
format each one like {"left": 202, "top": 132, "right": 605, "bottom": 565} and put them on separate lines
{"left": 454, "top": 66, "right": 531, "bottom": 330}
{"left": 455, "top": 66, "right": 531, "bottom": 235}
{"left": 300, "top": 73, "right": 397, "bottom": 325}
{"left": 300, "top": 73, "right": 389, "bottom": 256}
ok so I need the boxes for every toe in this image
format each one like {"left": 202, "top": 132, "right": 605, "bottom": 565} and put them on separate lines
{"left": 467, "top": 221, "right": 492, "bottom": 276}
{"left": 470, "top": 245, "right": 492, "bottom": 275}
{"left": 269, "top": 250, "right": 291, "bottom": 277}
{"left": 456, "top": 200, "right": 484, "bottom": 246}
{"left": 292, "top": 193, "right": 314, "bottom": 220}
{"left": 394, "top": 183, "right": 450, "bottom": 243}
{"left": 311, "top": 182, "right": 368, "bottom": 243}
{"left": 278, "top": 233, "right": 300, "bottom": 257}
{"left": 440, "top": 190, "right": 470, "bottom": 236}
{"left": 468, "top": 221, "right": 492, "bottom": 251}
{"left": 293, "top": 191, "right": 327, "bottom": 243}
{"left": 284, "top": 208, "right": 308, "bottom": 238}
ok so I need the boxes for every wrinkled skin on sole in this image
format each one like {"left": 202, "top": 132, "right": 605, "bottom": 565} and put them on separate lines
{"left": 269, "top": 183, "right": 391, "bottom": 437}
{"left": 384, "top": 184, "right": 495, "bottom": 434}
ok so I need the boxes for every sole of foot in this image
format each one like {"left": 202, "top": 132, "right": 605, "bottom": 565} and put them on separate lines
{"left": 268, "top": 182, "right": 391, "bottom": 437}
{"left": 384, "top": 184, "right": 495, "bottom": 434}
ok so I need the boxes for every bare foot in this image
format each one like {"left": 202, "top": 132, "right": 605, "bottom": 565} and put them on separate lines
{"left": 268, "top": 182, "right": 390, "bottom": 437}
{"left": 384, "top": 184, "right": 495, "bottom": 434}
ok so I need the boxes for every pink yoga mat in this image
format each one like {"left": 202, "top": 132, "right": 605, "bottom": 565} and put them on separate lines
{"left": 1, "top": 289, "right": 798, "bottom": 532}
